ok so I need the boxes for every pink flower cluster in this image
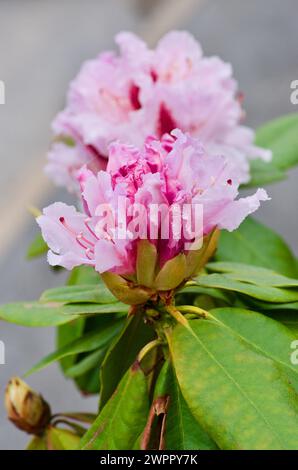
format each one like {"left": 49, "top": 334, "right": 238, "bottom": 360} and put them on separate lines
{"left": 38, "top": 131, "right": 269, "bottom": 276}
{"left": 46, "top": 31, "right": 271, "bottom": 192}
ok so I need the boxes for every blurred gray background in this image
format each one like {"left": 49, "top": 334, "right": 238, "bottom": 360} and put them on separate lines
{"left": 0, "top": 0, "right": 297, "bottom": 449}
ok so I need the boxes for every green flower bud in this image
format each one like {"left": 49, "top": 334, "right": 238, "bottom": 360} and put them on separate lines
{"left": 185, "top": 229, "right": 220, "bottom": 278}
{"left": 101, "top": 271, "right": 154, "bottom": 305}
{"left": 101, "top": 232, "right": 220, "bottom": 305}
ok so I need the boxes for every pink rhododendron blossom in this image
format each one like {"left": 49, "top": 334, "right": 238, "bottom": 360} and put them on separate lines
{"left": 46, "top": 31, "right": 271, "bottom": 191}
{"left": 38, "top": 131, "right": 269, "bottom": 278}
{"left": 46, "top": 31, "right": 271, "bottom": 192}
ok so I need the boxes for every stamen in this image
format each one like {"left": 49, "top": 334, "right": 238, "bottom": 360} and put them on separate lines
{"left": 85, "top": 248, "right": 94, "bottom": 260}
{"left": 59, "top": 216, "right": 95, "bottom": 250}
{"left": 77, "top": 232, "right": 95, "bottom": 248}
{"left": 75, "top": 236, "right": 88, "bottom": 250}
{"left": 85, "top": 218, "right": 99, "bottom": 240}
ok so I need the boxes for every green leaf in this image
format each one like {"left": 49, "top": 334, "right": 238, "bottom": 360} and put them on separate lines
{"left": 63, "top": 302, "right": 127, "bottom": 315}
{"left": 155, "top": 361, "right": 218, "bottom": 450}
{"left": 216, "top": 217, "right": 298, "bottom": 278}
{"left": 58, "top": 302, "right": 129, "bottom": 316}
{"left": 46, "top": 427, "right": 80, "bottom": 450}
{"left": 99, "top": 313, "right": 156, "bottom": 410}
{"left": 167, "top": 319, "right": 298, "bottom": 449}
{"left": 56, "top": 266, "right": 119, "bottom": 392}
{"left": 210, "top": 308, "right": 298, "bottom": 376}
{"left": 26, "top": 317, "right": 124, "bottom": 376}
{"left": 180, "top": 285, "right": 234, "bottom": 304}
{"left": 256, "top": 113, "right": 298, "bottom": 170}
{"left": 246, "top": 113, "right": 298, "bottom": 187}
{"left": 195, "top": 273, "right": 298, "bottom": 303}
{"left": 27, "top": 436, "right": 47, "bottom": 450}
{"left": 80, "top": 363, "right": 149, "bottom": 450}
{"left": 65, "top": 348, "right": 106, "bottom": 378}
{"left": 0, "top": 298, "right": 126, "bottom": 327}
{"left": 263, "top": 310, "right": 298, "bottom": 336}
{"left": 0, "top": 301, "right": 80, "bottom": 327}
{"left": 67, "top": 265, "right": 100, "bottom": 285}
{"left": 246, "top": 161, "right": 285, "bottom": 187}
{"left": 207, "top": 262, "right": 298, "bottom": 287}
{"left": 56, "top": 265, "right": 108, "bottom": 372}
{"left": 74, "top": 366, "right": 101, "bottom": 394}
{"left": 248, "top": 299, "right": 298, "bottom": 311}
{"left": 41, "top": 284, "right": 117, "bottom": 304}
{"left": 27, "top": 233, "right": 48, "bottom": 259}
{"left": 56, "top": 318, "right": 85, "bottom": 372}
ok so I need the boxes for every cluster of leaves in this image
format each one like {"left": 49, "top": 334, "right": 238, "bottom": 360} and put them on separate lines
{"left": 1, "top": 114, "right": 298, "bottom": 450}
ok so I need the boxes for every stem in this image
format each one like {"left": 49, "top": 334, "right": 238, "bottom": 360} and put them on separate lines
{"left": 165, "top": 304, "right": 190, "bottom": 329}
{"left": 138, "top": 339, "right": 162, "bottom": 363}
{"left": 178, "top": 305, "right": 219, "bottom": 323}
{"left": 184, "top": 280, "right": 198, "bottom": 287}
{"left": 50, "top": 419, "right": 86, "bottom": 436}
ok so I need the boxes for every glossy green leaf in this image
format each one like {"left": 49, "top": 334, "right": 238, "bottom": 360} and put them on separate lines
{"left": 0, "top": 301, "right": 80, "bottom": 327}
{"left": 207, "top": 262, "right": 298, "bottom": 287}
{"left": 246, "top": 161, "right": 285, "bottom": 187}
{"left": 246, "top": 113, "right": 298, "bottom": 187}
{"left": 67, "top": 265, "right": 100, "bottom": 285}
{"left": 180, "top": 285, "right": 233, "bottom": 304}
{"left": 99, "top": 313, "right": 156, "bottom": 410}
{"left": 80, "top": 363, "right": 149, "bottom": 450}
{"left": 26, "top": 317, "right": 124, "bottom": 376}
{"left": 195, "top": 273, "right": 298, "bottom": 303}
{"left": 27, "top": 233, "right": 48, "bottom": 259}
{"left": 27, "top": 436, "right": 47, "bottom": 450}
{"left": 65, "top": 348, "right": 106, "bottom": 378}
{"left": 57, "top": 266, "right": 113, "bottom": 372}
{"left": 60, "top": 302, "right": 129, "bottom": 316}
{"left": 248, "top": 299, "right": 298, "bottom": 311}
{"left": 56, "top": 318, "right": 85, "bottom": 372}
{"left": 0, "top": 299, "right": 126, "bottom": 327}
{"left": 167, "top": 319, "right": 298, "bottom": 449}
{"left": 155, "top": 361, "right": 218, "bottom": 450}
{"left": 216, "top": 217, "right": 298, "bottom": 278}
{"left": 41, "top": 284, "right": 117, "bottom": 304}
{"left": 75, "top": 366, "right": 101, "bottom": 394}
{"left": 210, "top": 308, "right": 298, "bottom": 376}
{"left": 263, "top": 310, "right": 298, "bottom": 336}
{"left": 46, "top": 427, "right": 80, "bottom": 450}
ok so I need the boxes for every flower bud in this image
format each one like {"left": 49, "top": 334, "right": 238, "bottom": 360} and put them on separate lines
{"left": 5, "top": 377, "right": 51, "bottom": 435}
{"left": 185, "top": 228, "right": 220, "bottom": 278}
{"left": 101, "top": 231, "right": 220, "bottom": 304}
{"left": 101, "top": 271, "right": 154, "bottom": 305}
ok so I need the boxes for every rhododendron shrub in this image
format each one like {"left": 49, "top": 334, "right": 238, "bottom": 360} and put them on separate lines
{"left": 46, "top": 31, "right": 271, "bottom": 192}
{"left": 2, "top": 31, "right": 298, "bottom": 451}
